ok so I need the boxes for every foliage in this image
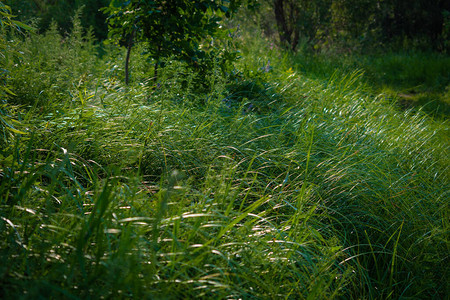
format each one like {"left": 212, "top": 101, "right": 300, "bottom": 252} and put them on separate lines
{"left": 272, "top": 0, "right": 331, "bottom": 51}
{"left": 5, "top": 0, "right": 110, "bottom": 40}
{"left": 0, "top": 4, "right": 449, "bottom": 300}
{"left": 5, "top": 8, "right": 98, "bottom": 108}
{"left": 248, "top": 0, "right": 450, "bottom": 52}
{"left": 102, "top": 0, "right": 247, "bottom": 84}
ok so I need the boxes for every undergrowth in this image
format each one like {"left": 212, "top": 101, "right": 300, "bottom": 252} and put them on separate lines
{"left": 1, "top": 15, "right": 449, "bottom": 299}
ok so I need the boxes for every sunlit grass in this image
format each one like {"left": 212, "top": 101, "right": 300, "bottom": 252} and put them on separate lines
{"left": 1, "top": 17, "right": 449, "bottom": 299}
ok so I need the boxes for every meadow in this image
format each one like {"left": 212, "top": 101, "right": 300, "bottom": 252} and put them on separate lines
{"left": 1, "top": 17, "right": 449, "bottom": 299}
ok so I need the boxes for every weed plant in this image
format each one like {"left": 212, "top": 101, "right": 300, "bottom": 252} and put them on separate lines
{"left": 1, "top": 16, "right": 449, "bottom": 299}
{"left": 5, "top": 9, "right": 98, "bottom": 109}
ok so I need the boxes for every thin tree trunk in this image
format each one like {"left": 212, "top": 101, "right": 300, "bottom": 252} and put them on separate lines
{"left": 274, "top": 0, "right": 293, "bottom": 48}
{"left": 154, "top": 61, "right": 158, "bottom": 85}
{"left": 290, "top": 1, "right": 299, "bottom": 51}
{"left": 274, "top": 0, "right": 287, "bottom": 45}
{"left": 125, "top": 28, "right": 136, "bottom": 85}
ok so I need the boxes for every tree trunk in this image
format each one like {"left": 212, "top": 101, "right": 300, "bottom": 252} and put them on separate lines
{"left": 274, "top": 0, "right": 300, "bottom": 50}
{"left": 274, "top": 0, "right": 291, "bottom": 46}
{"left": 125, "top": 28, "right": 136, "bottom": 85}
{"left": 289, "top": 0, "right": 299, "bottom": 51}
{"left": 154, "top": 60, "right": 158, "bottom": 85}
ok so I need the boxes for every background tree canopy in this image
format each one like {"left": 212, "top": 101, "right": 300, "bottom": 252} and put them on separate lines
{"left": 254, "top": 0, "right": 450, "bottom": 52}
{"left": 5, "top": 0, "right": 110, "bottom": 39}
{"left": 6, "top": 0, "right": 450, "bottom": 53}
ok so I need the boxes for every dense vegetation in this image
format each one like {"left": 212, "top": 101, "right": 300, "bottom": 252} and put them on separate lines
{"left": 261, "top": 0, "right": 450, "bottom": 52}
{"left": 1, "top": 1, "right": 449, "bottom": 299}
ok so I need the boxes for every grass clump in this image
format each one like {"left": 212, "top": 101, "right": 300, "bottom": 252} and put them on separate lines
{"left": 289, "top": 48, "right": 450, "bottom": 118}
{"left": 1, "top": 15, "right": 449, "bottom": 299}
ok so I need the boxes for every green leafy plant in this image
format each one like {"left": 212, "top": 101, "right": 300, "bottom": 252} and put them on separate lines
{"left": 102, "top": 0, "right": 246, "bottom": 84}
{"left": 0, "top": 3, "right": 448, "bottom": 299}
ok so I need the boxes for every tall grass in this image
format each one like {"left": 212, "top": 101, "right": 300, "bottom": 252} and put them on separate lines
{"left": 286, "top": 45, "right": 450, "bottom": 117}
{"left": 1, "top": 16, "right": 449, "bottom": 299}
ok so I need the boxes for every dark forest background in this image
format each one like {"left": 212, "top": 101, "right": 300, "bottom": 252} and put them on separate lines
{"left": 6, "top": 0, "right": 450, "bottom": 52}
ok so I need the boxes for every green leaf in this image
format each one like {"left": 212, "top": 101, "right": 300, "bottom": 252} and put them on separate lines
{"left": 11, "top": 20, "right": 35, "bottom": 32}
{"left": 6, "top": 127, "right": 27, "bottom": 135}
{"left": 3, "top": 86, "right": 16, "bottom": 96}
